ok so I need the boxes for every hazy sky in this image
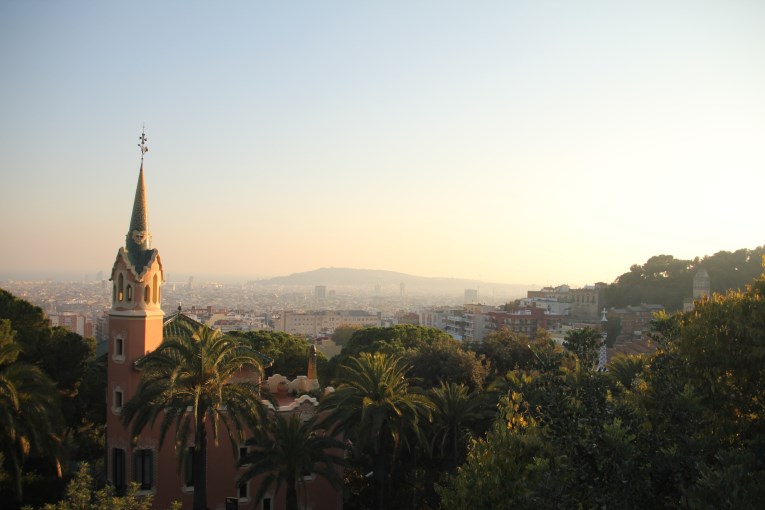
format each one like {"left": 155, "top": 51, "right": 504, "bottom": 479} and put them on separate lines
{"left": 1, "top": 1, "right": 763, "bottom": 286}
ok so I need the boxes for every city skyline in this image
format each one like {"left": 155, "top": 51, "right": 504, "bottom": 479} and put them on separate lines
{"left": 1, "top": 2, "right": 764, "bottom": 288}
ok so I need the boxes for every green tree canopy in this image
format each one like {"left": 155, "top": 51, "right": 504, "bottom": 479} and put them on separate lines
{"left": 562, "top": 327, "right": 601, "bottom": 370}
{"left": 469, "top": 328, "right": 558, "bottom": 381}
{"left": 0, "top": 319, "right": 62, "bottom": 504}
{"left": 0, "top": 289, "right": 105, "bottom": 508}
{"left": 231, "top": 330, "right": 326, "bottom": 380}
{"left": 440, "top": 266, "right": 765, "bottom": 508}
{"left": 604, "top": 246, "right": 765, "bottom": 311}
{"left": 330, "top": 325, "right": 362, "bottom": 347}
{"left": 403, "top": 342, "right": 488, "bottom": 390}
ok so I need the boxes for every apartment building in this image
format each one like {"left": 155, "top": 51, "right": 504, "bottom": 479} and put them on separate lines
{"left": 274, "top": 309, "right": 379, "bottom": 337}
{"left": 527, "top": 284, "right": 604, "bottom": 320}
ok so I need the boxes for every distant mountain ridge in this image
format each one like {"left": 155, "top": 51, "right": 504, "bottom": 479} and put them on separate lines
{"left": 258, "top": 267, "right": 529, "bottom": 298}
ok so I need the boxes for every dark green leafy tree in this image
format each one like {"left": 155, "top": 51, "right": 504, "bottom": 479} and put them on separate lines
{"left": 231, "top": 330, "right": 325, "bottom": 380}
{"left": 122, "top": 326, "right": 268, "bottom": 510}
{"left": 238, "top": 413, "right": 347, "bottom": 510}
{"left": 633, "top": 274, "right": 765, "bottom": 504}
{"left": 39, "top": 462, "right": 181, "bottom": 510}
{"left": 562, "top": 327, "right": 601, "bottom": 370}
{"left": 319, "top": 352, "right": 433, "bottom": 510}
{"left": 331, "top": 325, "right": 362, "bottom": 347}
{"left": 325, "top": 325, "right": 460, "bottom": 383}
{"left": 682, "top": 449, "right": 765, "bottom": 509}
{"left": 0, "top": 319, "right": 62, "bottom": 505}
{"left": 436, "top": 392, "right": 552, "bottom": 509}
{"left": 470, "top": 328, "right": 557, "bottom": 381}
{"left": 0, "top": 289, "right": 51, "bottom": 355}
{"left": 404, "top": 342, "right": 488, "bottom": 391}
{"left": 603, "top": 246, "right": 765, "bottom": 311}
{"left": 0, "top": 290, "right": 104, "bottom": 506}
{"left": 340, "top": 325, "right": 453, "bottom": 358}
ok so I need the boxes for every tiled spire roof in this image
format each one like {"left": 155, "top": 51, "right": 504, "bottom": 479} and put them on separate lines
{"left": 123, "top": 129, "right": 155, "bottom": 275}
{"left": 129, "top": 162, "right": 149, "bottom": 239}
{"left": 124, "top": 161, "right": 154, "bottom": 273}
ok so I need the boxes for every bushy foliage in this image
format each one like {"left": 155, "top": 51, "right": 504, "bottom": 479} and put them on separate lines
{"left": 327, "top": 325, "right": 486, "bottom": 389}
{"left": 231, "top": 330, "right": 327, "bottom": 380}
{"left": 438, "top": 267, "right": 765, "bottom": 508}
{"left": 562, "top": 326, "right": 601, "bottom": 370}
{"left": 37, "top": 462, "right": 180, "bottom": 510}
{"left": 0, "top": 288, "right": 105, "bottom": 507}
{"left": 604, "top": 246, "right": 765, "bottom": 310}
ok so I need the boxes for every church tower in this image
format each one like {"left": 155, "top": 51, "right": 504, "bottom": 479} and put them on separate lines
{"left": 693, "top": 268, "right": 711, "bottom": 300}
{"left": 106, "top": 130, "right": 164, "bottom": 493}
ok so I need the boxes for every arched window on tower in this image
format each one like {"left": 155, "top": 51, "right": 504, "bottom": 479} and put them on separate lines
{"left": 118, "top": 274, "right": 124, "bottom": 302}
{"left": 127, "top": 285, "right": 133, "bottom": 301}
{"left": 152, "top": 274, "right": 158, "bottom": 304}
{"left": 145, "top": 285, "right": 151, "bottom": 304}
{"left": 113, "top": 283, "right": 116, "bottom": 303}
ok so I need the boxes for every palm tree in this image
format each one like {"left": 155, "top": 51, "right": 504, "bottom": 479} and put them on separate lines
{"left": 427, "top": 382, "right": 496, "bottom": 473}
{"left": 238, "top": 412, "right": 347, "bottom": 510}
{"left": 0, "top": 319, "right": 61, "bottom": 503}
{"left": 607, "top": 354, "right": 648, "bottom": 392}
{"left": 319, "top": 352, "right": 433, "bottom": 510}
{"left": 122, "top": 325, "right": 268, "bottom": 510}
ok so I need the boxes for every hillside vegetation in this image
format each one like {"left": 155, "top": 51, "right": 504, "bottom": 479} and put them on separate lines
{"left": 604, "top": 246, "right": 765, "bottom": 311}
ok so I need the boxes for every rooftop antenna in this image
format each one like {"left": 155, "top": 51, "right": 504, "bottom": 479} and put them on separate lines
{"left": 138, "top": 125, "right": 148, "bottom": 160}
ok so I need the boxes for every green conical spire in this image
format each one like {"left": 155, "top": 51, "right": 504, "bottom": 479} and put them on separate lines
{"left": 128, "top": 162, "right": 149, "bottom": 240}
{"left": 125, "top": 130, "right": 153, "bottom": 272}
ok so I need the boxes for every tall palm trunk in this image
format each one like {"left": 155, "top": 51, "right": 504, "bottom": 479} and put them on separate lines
{"left": 450, "top": 429, "right": 459, "bottom": 474}
{"left": 193, "top": 415, "right": 208, "bottom": 510}
{"left": 286, "top": 472, "right": 298, "bottom": 510}
{"left": 374, "top": 432, "right": 388, "bottom": 510}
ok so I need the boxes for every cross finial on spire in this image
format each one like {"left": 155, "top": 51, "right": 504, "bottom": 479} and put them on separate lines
{"left": 138, "top": 126, "right": 148, "bottom": 160}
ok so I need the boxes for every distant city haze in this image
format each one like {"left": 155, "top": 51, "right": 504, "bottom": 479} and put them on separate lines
{"left": 1, "top": 2, "right": 763, "bottom": 287}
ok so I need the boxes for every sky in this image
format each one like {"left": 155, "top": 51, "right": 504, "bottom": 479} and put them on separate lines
{"left": 1, "top": 1, "right": 763, "bottom": 287}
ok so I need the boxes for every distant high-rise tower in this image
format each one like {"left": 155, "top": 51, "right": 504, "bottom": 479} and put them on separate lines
{"left": 400, "top": 282, "right": 406, "bottom": 297}
{"left": 315, "top": 285, "right": 327, "bottom": 300}
{"left": 464, "top": 288, "right": 479, "bottom": 304}
{"left": 693, "top": 269, "right": 711, "bottom": 300}
{"left": 188, "top": 275, "right": 194, "bottom": 290}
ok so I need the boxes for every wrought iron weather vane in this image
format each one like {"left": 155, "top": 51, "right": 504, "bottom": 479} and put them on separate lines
{"left": 138, "top": 127, "right": 148, "bottom": 159}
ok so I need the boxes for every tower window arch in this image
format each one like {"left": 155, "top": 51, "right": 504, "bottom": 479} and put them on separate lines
{"left": 127, "top": 285, "right": 133, "bottom": 301}
{"left": 113, "top": 283, "right": 117, "bottom": 303}
{"left": 144, "top": 285, "right": 151, "bottom": 304}
{"left": 118, "top": 274, "right": 124, "bottom": 302}
{"left": 113, "top": 386, "right": 124, "bottom": 415}
{"left": 113, "top": 336, "right": 125, "bottom": 362}
{"left": 152, "top": 274, "right": 158, "bottom": 304}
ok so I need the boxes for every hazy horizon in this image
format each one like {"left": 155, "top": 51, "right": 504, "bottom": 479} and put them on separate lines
{"left": 2, "top": 2, "right": 763, "bottom": 288}
{"left": 0, "top": 266, "right": 533, "bottom": 287}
